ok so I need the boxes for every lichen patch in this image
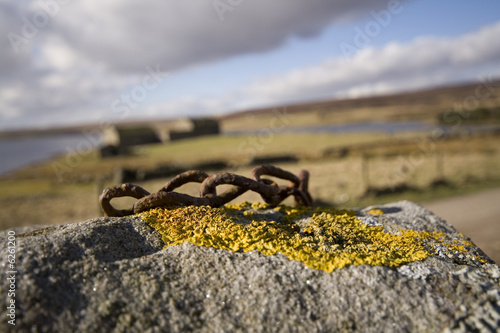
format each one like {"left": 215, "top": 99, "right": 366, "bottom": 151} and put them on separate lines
{"left": 142, "top": 203, "right": 486, "bottom": 272}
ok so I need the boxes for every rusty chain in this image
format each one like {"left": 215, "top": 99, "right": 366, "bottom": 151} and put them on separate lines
{"left": 99, "top": 164, "right": 313, "bottom": 217}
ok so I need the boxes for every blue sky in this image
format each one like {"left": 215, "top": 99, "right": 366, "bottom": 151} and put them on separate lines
{"left": 1, "top": 0, "right": 500, "bottom": 130}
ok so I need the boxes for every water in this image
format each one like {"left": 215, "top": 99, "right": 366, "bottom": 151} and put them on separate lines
{"left": 1, "top": 121, "right": 497, "bottom": 176}
{"left": 0, "top": 133, "right": 102, "bottom": 176}
{"left": 225, "top": 121, "right": 436, "bottom": 136}
{"left": 287, "top": 121, "right": 435, "bottom": 134}
{"left": 226, "top": 120, "right": 500, "bottom": 136}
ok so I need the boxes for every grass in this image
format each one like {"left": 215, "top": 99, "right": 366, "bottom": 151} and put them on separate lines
{"left": 6, "top": 132, "right": 393, "bottom": 182}
{"left": 1, "top": 130, "right": 500, "bottom": 230}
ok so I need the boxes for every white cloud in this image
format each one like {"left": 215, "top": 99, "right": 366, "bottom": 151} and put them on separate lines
{"left": 0, "top": 1, "right": 32, "bottom": 74}
{"left": 0, "top": 0, "right": 397, "bottom": 129}
{"left": 35, "top": 36, "right": 93, "bottom": 71}
{"left": 47, "top": 0, "right": 393, "bottom": 72}
{"left": 144, "top": 21, "right": 500, "bottom": 115}
{"left": 241, "top": 21, "right": 500, "bottom": 104}
{"left": 74, "top": 20, "right": 500, "bottom": 125}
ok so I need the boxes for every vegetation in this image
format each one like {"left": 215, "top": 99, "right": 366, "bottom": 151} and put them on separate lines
{"left": 437, "top": 107, "right": 500, "bottom": 124}
{"left": 1, "top": 129, "right": 500, "bottom": 230}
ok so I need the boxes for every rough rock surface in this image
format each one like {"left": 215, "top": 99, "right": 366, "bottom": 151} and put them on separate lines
{"left": 1, "top": 201, "right": 499, "bottom": 332}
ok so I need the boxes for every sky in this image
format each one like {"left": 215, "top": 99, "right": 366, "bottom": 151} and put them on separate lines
{"left": 1, "top": 0, "right": 500, "bottom": 131}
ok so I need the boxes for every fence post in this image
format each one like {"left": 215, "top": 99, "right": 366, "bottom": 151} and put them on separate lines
{"left": 436, "top": 151, "right": 444, "bottom": 179}
{"left": 96, "top": 177, "right": 104, "bottom": 216}
{"left": 362, "top": 154, "right": 370, "bottom": 190}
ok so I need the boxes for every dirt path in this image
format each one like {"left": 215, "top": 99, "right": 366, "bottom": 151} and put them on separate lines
{"left": 422, "top": 187, "right": 500, "bottom": 264}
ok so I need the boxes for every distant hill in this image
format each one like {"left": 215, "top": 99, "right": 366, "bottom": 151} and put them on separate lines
{"left": 219, "top": 80, "right": 500, "bottom": 131}
{"left": 2, "top": 79, "right": 499, "bottom": 139}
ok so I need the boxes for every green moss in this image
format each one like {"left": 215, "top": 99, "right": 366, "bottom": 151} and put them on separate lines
{"left": 143, "top": 203, "right": 486, "bottom": 272}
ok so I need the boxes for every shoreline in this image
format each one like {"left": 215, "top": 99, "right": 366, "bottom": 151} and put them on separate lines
{"left": 0, "top": 132, "right": 102, "bottom": 176}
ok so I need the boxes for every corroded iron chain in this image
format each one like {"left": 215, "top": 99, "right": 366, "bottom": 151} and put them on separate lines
{"left": 99, "top": 164, "right": 313, "bottom": 217}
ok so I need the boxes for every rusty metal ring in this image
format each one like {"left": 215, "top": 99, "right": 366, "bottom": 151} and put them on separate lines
{"left": 99, "top": 165, "right": 314, "bottom": 217}
{"left": 99, "top": 183, "right": 150, "bottom": 217}
{"left": 159, "top": 170, "right": 212, "bottom": 195}
{"left": 297, "top": 170, "right": 313, "bottom": 206}
{"left": 250, "top": 164, "right": 301, "bottom": 188}
{"left": 200, "top": 172, "right": 280, "bottom": 205}
{"left": 134, "top": 191, "right": 210, "bottom": 214}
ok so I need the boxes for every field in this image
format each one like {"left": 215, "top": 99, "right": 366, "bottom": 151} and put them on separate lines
{"left": 2, "top": 129, "right": 500, "bottom": 231}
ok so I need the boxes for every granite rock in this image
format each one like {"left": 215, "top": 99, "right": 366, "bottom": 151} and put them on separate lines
{"left": 1, "top": 201, "right": 499, "bottom": 332}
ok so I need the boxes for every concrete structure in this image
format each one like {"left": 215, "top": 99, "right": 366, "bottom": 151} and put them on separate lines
{"left": 100, "top": 118, "right": 220, "bottom": 157}
{"left": 100, "top": 125, "right": 161, "bottom": 157}
{"left": 158, "top": 117, "right": 220, "bottom": 142}
{"left": 102, "top": 125, "right": 161, "bottom": 147}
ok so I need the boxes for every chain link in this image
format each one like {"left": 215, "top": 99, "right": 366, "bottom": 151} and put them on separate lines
{"left": 99, "top": 164, "right": 313, "bottom": 217}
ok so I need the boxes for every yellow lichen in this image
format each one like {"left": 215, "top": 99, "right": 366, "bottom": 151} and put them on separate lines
{"left": 413, "top": 230, "right": 487, "bottom": 264}
{"left": 142, "top": 203, "right": 486, "bottom": 272}
{"left": 367, "top": 208, "right": 385, "bottom": 215}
